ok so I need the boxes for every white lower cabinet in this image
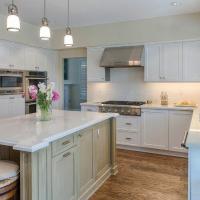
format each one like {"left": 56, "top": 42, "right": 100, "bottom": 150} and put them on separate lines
{"left": 52, "top": 147, "right": 78, "bottom": 200}
{"left": 169, "top": 111, "right": 192, "bottom": 152}
{"left": 0, "top": 96, "right": 25, "bottom": 118}
{"left": 116, "top": 116, "right": 141, "bottom": 146}
{"left": 141, "top": 109, "right": 192, "bottom": 152}
{"left": 141, "top": 109, "right": 169, "bottom": 150}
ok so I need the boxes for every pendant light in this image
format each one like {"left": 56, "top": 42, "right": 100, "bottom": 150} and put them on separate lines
{"left": 64, "top": 0, "right": 73, "bottom": 47}
{"left": 7, "top": 0, "right": 20, "bottom": 32}
{"left": 40, "top": 0, "right": 51, "bottom": 40}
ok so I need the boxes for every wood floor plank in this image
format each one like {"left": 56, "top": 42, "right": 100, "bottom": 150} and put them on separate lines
{"left": 90, "top": 149, "right": 187, "bottom": 200}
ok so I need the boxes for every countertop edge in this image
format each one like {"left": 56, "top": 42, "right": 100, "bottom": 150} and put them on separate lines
{"left": 11, "top": 113, "right": 119, "bottom": 153}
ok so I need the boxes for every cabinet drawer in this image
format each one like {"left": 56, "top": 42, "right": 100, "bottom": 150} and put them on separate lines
{"left": 117, "top": 130, "right": 140, "bottom": 146}
{"left": 116, "top": 116, "right": 139, "bottom": 131}
{"left": 81, "top": 106, "right": 99, "bottom": 112}
{"left": 52, "top": 135, "right": 75, "bottom": 156}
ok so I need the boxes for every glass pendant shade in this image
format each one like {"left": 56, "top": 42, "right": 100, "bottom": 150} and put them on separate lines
{"left": 7, "top": 4, "right": 20, "bottom": 32}
{"left": 40, "top": 18, "right": 51, "bottom": 40}
{"left": 64, "top": 27, "right": 73, "bottom": 47}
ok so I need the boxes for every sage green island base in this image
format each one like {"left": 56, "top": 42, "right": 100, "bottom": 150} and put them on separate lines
{"left": 0, "top": 110, "right": 118, "bottom": 200}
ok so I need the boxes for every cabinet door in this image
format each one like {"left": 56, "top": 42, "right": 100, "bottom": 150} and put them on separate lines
{"left": 52, "top": 148, "right": 77, "bottom": 200}
{"left": 87, "top": 47, "right": 105, "bottom": 82}
{"left": 141, "top": 110, "right": 169, "bottom": 150}
{"left": 161, "top": 42, "right": 182, "bottom": 81}
{"left": 78, "top": 128, "right": 94, "bottom": 196}
{"left": 24, "top": 46, "right": 37, "bottom": 70}
{"left": 183, "top": 41, "right": 200, "bottom": 81}
{"left": 0, "top": 41, "right": 10, "bottom": 68}
{"left": 9, "top": 96, "right": 25, "bottom": 117}
{"left": 94, "top": 121, "right": 111, "bottom": 179}
{"left": 9, "top": 43, "right": 25, "bottom": 69}
{"left": 0, "top": 98, "right": 9, "bottom": 118}
{"left": 169, "top": 111, "right": 192, "bottom": 152}
{"left": 145, "top": 44, "right": 161, "bottom": 81}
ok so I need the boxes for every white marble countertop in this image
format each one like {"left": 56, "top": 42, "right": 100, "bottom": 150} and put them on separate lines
{"left": 81, "top": 102, "right": 195, "bottom": 111}
{"left": 141, "top": 104, "right": 195, "bottom": 111}
{"left": 0, "top": 110, "right": 118, "bottom": 152}
{"left": 80, "top": 102, "right": 102, "bottom": 106}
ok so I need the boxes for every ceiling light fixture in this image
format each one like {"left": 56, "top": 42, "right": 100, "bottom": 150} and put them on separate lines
{"left": 64, "top": 0, "right": 73, "bottom": 47}
{"left": 40, "top": 0, "right": 51, "bottom": 40}
{"left": 171, "top": 2, "right": 178, "bottom": 6}
{"left": 7, "top": 0, "right": 20, "bottom": 32}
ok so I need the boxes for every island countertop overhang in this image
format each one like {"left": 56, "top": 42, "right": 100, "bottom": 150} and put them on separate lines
{"left": 0, "top": 110, "right": 119, "bottom": 152}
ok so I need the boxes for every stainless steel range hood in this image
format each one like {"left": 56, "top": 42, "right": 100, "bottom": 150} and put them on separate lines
{"left": 100, "top": 45, "right": 144, "bottom": 68}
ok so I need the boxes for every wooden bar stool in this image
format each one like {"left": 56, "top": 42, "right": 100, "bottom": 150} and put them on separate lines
{"left": 0, "top": 161, "right": 19, "bottom": 200}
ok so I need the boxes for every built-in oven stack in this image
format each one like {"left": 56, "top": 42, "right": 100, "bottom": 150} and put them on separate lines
{"left": 24, "top": 71, "right": 47, "bottom": 114}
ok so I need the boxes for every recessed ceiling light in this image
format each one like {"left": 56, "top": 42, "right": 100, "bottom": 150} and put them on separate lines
{"left": 171, "top": 2, "right": 178, "bottom": 6}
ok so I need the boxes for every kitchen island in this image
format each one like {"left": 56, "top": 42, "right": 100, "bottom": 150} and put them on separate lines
{"left": 0, "top": 110, "right": 118, "bottom": 200}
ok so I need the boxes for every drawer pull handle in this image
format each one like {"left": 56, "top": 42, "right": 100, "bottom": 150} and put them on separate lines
{"left": 181, "top": 131, "right": 189, "bottom": 149}
{"left": 87, "top": 109, "right": 93, "bottom": 111}
{"left": 63, "top": 152, "right": 71, "bottom": 158}
{"left": 125, "top": 123, "right": 132, "bottom": 125}
{"left": 62, "top": 140, "right": 70, "bottom": 146}
{"left": 126, "top": 137, "right": 132, "bottom": 140}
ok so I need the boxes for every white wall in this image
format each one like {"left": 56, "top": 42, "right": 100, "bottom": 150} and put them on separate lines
{"left": 88, "top": 68, "right": 200, "bottom": 105}
{"left": 53, "top": 12, "right": 200, "bottom": 49}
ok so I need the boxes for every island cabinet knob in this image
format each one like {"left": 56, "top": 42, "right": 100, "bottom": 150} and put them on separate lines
{"left": 62, "top": 140, "right": 70, "bottom": 146}
{"left": 78, "top": 134, "right": 83, "bottom": 138}
{"left": 63, "top": 152, "right": 71, "bottom": 158}
{"left": 125, "top": 122, "right": 132, "bottom": 126}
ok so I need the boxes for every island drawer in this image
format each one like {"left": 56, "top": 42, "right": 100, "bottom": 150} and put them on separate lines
{"left": 52, "top": 135, "right": 76, "bottom": 156}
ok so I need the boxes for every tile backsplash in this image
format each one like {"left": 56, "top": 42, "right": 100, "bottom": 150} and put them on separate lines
{"left": 87, "top": 68, "right": 200, "bottom": 105}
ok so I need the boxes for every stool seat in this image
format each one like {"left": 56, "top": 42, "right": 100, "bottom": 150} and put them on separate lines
{"left": 0, "top": 161, "right": 19, "bottom": 182}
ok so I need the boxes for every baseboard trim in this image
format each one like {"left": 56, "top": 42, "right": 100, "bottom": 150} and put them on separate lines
{"left": 117, "top": 145, "right": 188, "bottom": 158}
{"left": 79, "top": 168, "right": 112, "bottom": 200}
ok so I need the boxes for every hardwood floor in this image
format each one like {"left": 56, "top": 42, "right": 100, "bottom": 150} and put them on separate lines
{"left": 90, "top": 149, "right": 187, "bottom": 200}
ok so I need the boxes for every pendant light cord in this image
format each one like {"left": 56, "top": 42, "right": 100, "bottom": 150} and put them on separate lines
{"left": 67, "top": 0, "right": 70, "bottom": 27}
{"left": 44, "top": 0, "right": 46, "bottom": 18}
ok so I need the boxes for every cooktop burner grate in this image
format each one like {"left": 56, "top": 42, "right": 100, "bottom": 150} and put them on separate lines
{"left": 101, "top": 101, "right": 146, "bottom": 106}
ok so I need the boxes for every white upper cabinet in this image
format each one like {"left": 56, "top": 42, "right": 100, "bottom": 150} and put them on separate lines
{"left": 145, "top": 42, "right": 182, "bottom": 82}
{"left": 9, "top": 43, "right": 25, "bottom": 69}
{"left": 87, "top": 47, "right": 106, "bottom": 82}
{"left": 161, "top": 42, "right": 182, "bottom": 81}
{"left": 0, "top": 41, "right": 25, "bottom": 69}
{"left": 145, "top": 44, "right": 161, "bottom": 81}
{"left": 183, "top": 41, "right": 200, "bottom": 81}
{"left": 0, "top": 41, "right": 10, "bottom": 68}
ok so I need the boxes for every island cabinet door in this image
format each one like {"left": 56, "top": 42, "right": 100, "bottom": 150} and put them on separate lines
{"left": 78, "top": 128, "right": 94, "bottom": 196}
{"left": 93, "top": 120, "right": 111, "bottom": 179}
{"left": 52, "top": 147, "right": 78, "bottom": 200}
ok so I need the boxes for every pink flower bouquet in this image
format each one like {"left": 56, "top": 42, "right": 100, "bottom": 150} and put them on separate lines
{"left": 29, "top": 82, "right": 60, "bottom": 120}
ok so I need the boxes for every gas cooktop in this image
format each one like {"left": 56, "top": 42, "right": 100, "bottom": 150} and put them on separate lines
{"left": 101, "top": 101, "right": 146, "bottom": 106}
{"left": 99, "top": 101, "right": 146, "bottom": 116}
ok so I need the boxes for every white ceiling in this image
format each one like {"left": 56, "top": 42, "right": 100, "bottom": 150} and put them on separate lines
{"left": 0, "top": 0, "right": 200, "bottom": 29}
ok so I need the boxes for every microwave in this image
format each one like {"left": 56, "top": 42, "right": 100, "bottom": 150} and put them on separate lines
{"left": 0, "top": 70, "right": 23, "bottom": 94}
